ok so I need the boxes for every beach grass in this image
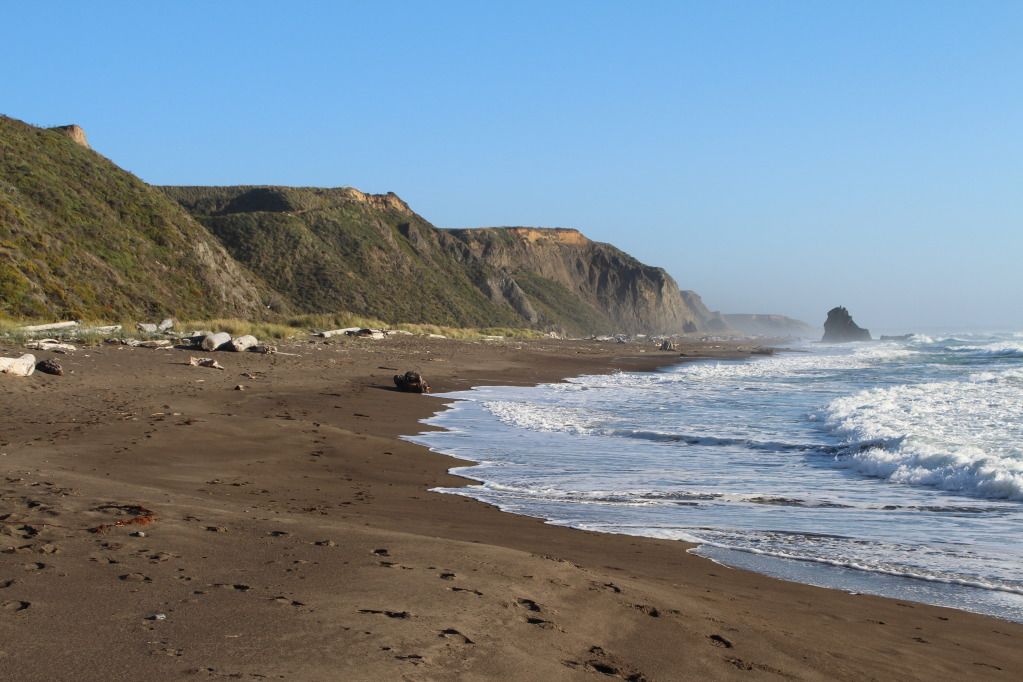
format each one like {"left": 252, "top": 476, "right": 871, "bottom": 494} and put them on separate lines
{"left": 1, "top": 312, "right": 541, "bottom": 344}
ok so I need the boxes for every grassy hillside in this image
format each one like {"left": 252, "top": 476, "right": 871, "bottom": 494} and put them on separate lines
{"left": 1, "top": 114, "right": 721, "bottom": 335}
{"left": 0, "top": 116, "right": 269, "bottom": 320}
{"left": 162, "top": 186, "right": 524, "bottom": 327}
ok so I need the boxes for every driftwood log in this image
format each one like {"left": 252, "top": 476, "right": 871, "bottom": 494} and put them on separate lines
{"left": 18, "top": 321, "right": 78, "bottom": 334}
{"left": 394, "top": 371, "right": 430, "bottom": 393}
{"left": 229, "top": 335, "right": 258, "bottom": 352}
{"left": 316, "top": 327, "right": 361, "bottom": 338}
{"left": 26, "top": 339, "right": 76, "bottom": 353}
{"left": 136, "top": 322, "right": 159, "bottom": 333}
{"left": 0, "top": 353, "right": 36, "bottom": 376}
{"left": 189, "top": 357, "right": 224, "bottom": 370}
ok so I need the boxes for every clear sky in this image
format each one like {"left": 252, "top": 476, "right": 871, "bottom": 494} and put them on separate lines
{"left": 6, "top": 1, "right": 1021, "bottom": 330}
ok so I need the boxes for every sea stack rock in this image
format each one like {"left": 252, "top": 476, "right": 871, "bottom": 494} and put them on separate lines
{"left": 822, "top": 306, "right": 871, "bottom": 342}
{"left": 51, "top": 124, "right": 90, "bottom": 149}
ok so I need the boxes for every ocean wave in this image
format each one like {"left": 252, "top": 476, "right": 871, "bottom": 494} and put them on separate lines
{"left": 823, "top": 369, "right": 1023, "bottom": 500}
{"left": 458, "top": 482, "right": 869, "bottom": 509}
{"left": 573, "top": 523, "right": 1023, "bottom": 595}
{"left": 692, "top": 541, "right": 1023, "bottom": 596}
{"left": 950, "top": 341, "right": 1023, "bottom": 358}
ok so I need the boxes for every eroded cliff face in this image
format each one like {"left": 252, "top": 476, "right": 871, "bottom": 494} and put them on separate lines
{"left": 4, "top": 112, "right": 723, "bottom": 331}
{"left": 448, "top": 227, "right": 727, "bottom": 335}
{"left": 163, "top": 186, "right": 724, "bottom": 335}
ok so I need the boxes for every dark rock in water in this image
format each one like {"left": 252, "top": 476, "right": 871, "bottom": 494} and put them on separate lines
{"left": 880, "top": 334, "right": 913, "bottom": 342}
{"left": 822, "top": 307, "right": 871, "bottom": 343}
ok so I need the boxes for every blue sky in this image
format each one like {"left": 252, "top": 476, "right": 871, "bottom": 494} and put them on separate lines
{"left": 6, "top": 1, "right": 1021, "bottom": 329}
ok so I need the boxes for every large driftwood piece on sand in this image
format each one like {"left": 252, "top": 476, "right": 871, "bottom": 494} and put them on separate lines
{"left": 136, "top": 323, "right": 159, "bottom": 333}
{"left": 0, "top": 354, "right": 37, "bottom": 376}
{"left": 189, "top": 357, "right": 225, "bottom": 370}
{"left": 229, "top": 335, "right": 258, "bottom": 352}
{"left": 18, "top": 321, "right": 79, "bottom": 334}
{"left": 25, "top": 339, "right": 77, "bottom": 353}
{"left": 316, "top": 327, "right": 361, "bottom": 338}
{"left": 347, "top": 328, "right": 386, "bottom": 339}
{"left": 200, "top": 332, "right": 232, "bottom": 351}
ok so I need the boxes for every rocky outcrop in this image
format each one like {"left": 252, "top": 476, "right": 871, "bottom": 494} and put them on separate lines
{"left": 449, "top": 227, "right": 727, "bottom": 335}
{"left": 50, "top": 124, "right": 90, "bottom": 149}
{"left": 822, "top": 307, "right": 871, "bottom": 342}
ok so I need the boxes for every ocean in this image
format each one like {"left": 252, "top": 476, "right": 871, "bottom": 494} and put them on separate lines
{"left": 407, "top": 333, "right": 1023, "bottom": 622}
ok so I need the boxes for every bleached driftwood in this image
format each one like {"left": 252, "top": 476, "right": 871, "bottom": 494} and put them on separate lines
{"left": 136, "top": 323, "right": 159, "bottom": 333}
{"left": 229, "top": 335, "right": 258, "bottom": 352}
{"left": 25, "top": 339, "right": 77, "bottom": 353}
{"left": 18, "top": 321, "right": 79, "bottom": 335}
{"left": 200, "top": 332, "right": 232, "bottom": 351}
{"left": 138, "top": 339, "right": 173, "bottom": 349}
{"left": 189, "top": 356, "right": 224, "bottom": 370}
{"left": 105, "top": 337, "right": 141, "bottom": 347}
{"left": 0, "top": 353, "right": 36, "bottom": 376}
{"left": 347, "top": 328, "right": 385, "bottom": 339}
{"left": 316, "top": 327, "right": 361, "bottom": 338}
{"left": 158, "top": 318, "right": 175, "bottom": 332}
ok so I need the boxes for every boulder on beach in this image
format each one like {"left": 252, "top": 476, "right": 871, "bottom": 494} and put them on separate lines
{"left": 821, "top": 306, "right": 871, "bottom": 343}
{"left": 394, "top": 371, "right": 430, "bottom": 393}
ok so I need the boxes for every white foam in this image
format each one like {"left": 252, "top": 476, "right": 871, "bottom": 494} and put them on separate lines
{"left": 482, "top": 400, "right": 598, "bottom": 434}
{"left": 952, "top": 341, "right": 1023, "bottom": 357}
{"left": 824, "top": 368, "right": 1023, "bottom": 500}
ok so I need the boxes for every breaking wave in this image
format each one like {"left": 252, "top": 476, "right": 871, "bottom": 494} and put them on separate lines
{"left": 823, "top": 368, "right": 1023, "bottom": 500}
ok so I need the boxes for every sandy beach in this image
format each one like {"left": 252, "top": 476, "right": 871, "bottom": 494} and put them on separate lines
{"left": 1, "top": 336, "right": 1021, "bottom": 681}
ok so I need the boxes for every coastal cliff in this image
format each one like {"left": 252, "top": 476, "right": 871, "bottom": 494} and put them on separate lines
{"left": 723, "top": 313, "right": 816, "bottom": 338}
{"left": 1, "top": 115, "right": 722, "bottom": 334}
{"left": 448, "top": 227, "right": 728, "bottom": 334}
{"left": 0, "top": 116, "right": 271, "bottom": 320}
{"left": 164, "top": 186, "right": 727, "bottom": 334}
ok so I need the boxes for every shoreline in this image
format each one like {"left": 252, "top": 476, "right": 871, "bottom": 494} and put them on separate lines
{"left": 1, "top": 336, "right": 1021, "bottom": 680}
{"left": 412, "top": 357, "right": 1023, "bottom": 625}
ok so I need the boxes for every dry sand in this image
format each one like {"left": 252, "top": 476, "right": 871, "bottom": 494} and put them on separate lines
{"left": 1, "top": 336, "right": 1020, "bottom": 681}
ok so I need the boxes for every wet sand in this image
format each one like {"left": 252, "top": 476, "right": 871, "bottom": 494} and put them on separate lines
{"left": 1, "top": 336, "right": 1021, "bottom": 680}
